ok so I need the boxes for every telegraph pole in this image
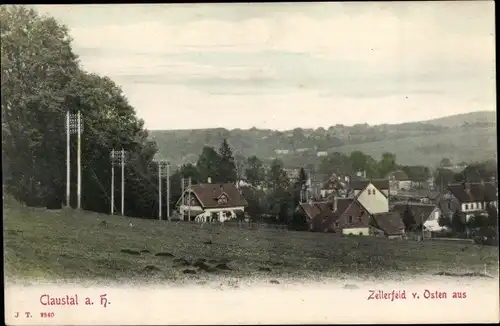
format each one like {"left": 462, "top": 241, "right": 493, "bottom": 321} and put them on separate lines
{"left": 66, "top": 110, "right": 83, "bottom": 209}
{"left": 66, "top": 111, "right": 70, "bottom": 207}
{"left": 159, "top": 162, "right": 162, "bottom": 220}
{"left": 121, "top": 148, "right": 125, "bottom": 216}
{"left": 166, "top": 162, "right": 171, "bottom": 221}
{"left": 110, "top": 149, "right": 126, "bottom": 216}
{"left": 154, "top": 160, "right": 168, "bottom": 220}
{"left": 77, "top": 111, "right": 82, "bottom": 210}
{"left": 188, "top": 177, "right": 192, "bottom": 222}
{"left": 110, "top": 150, "right": 116, "bottom": 215}
{"left": 181, "top": 177, "right": 185, "bottom": 221}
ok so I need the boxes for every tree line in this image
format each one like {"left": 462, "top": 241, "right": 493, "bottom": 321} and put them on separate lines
{"left": 317, "top": 150, "right": 431, "bottom": 182}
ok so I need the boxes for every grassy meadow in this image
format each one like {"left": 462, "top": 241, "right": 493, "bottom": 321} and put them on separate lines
{"left": 4, "top": 200, "right": 499, "bottom": 285}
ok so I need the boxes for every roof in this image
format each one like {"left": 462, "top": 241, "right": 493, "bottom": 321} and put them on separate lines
{"left": 319, "top": 198, "right": 365, "bottom": 229}
{"left": 371, "top": 212, "right": 405, "bottom": 235}
{"left": 392, "top": 203, "right": 436, "bottom": 225}
{"left": 350, "top": 179, "right": 390, "bottom": 191}
{"left": 447, "top": 182, "right": 497, "bottom": 203}
{"left": 299, "top": 201, "right": 330, "bottom": 220}
{"left": 300, "top": 198, "right": 355, "bottom": 230}
{"left": 187, "top": 183, "right": 248, "bottom": 209}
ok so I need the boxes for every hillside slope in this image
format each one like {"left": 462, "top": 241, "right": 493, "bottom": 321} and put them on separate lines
{"left": 423, "top": 111, "right": 496, "bottom": 128}
{"left": 4, "top": 204, "right": 499, "bottom": 283}
{"left": 149, "top": 111, "right": 497, "bottom": 168}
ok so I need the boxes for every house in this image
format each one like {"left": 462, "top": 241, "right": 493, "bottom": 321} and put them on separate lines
{"left": 446, "top": 181, "right": 498, "bottom": 220}
{"left": 306, "top": 173, "right": 330, "bottom": 200}
{"left": 298, "top": 197, "right": 373, "bottom": 235}
{"left": 274, "top": 149, "right": 290, "bottom": 155}
{"left": 297, "top": 201, "right": 331, "bottom": 231}
{"left": 387, "top": 170, "right": 412, "bottom": 194}
{"left": 435, "top": 196, "right": 461, "bottom": 221}
{"left": 371, "top": 212, "right": 406, "bottom": 239}
{"left": 176, "top": 183, "right": 248, "bottom": 223}
{"left": 322, "top": 198, "right": 373, "bottom": 235}
{"left": 316, "top": 151, "right": 328, "bottom": 157}
{"left": 392, "top": 202, "right": 444, "bottom": 232}
{"left": 319, "top": 177, "right": 347, "bottom": 199}
{"left": 347, "top": 179, "right": 390, "bottom": 215}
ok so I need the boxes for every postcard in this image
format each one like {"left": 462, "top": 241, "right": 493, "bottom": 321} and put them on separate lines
{"left": 3, "top": 2, "right": 498, "bottom": 325}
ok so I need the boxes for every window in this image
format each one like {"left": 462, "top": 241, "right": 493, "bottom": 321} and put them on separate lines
{"left": 348, "top": 216, "right": 353, "bottom": 224}
{"left": 335, "top": 222, "right": 339, "bottom": 228}
{"left": 465, "top": 204, "right": 469, "bottom": 210}
{"left": 367, "top": 189, "right": 371, "bottom": 195}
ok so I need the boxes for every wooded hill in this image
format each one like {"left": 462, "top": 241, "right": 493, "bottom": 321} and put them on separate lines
{"left": 150, "top": 111, "right": 497, "bottom": 168}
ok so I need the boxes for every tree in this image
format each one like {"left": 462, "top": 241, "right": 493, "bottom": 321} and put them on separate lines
{"left": 378, "top": 152, "right": 397, "bottom": 178}
{"left": 239, "top": 186, "right": 265, "bottom": 219}
{"left": 245, "top": 155, "right": 265, "bottom": 187}
{"left": 196, "top": 146, "right": 220, "bottom": 183}
{"left": 451, "top": 211, "right": 466, "bottom": 234}
{"left": 454, "top": 160, "right": 497, "bottom": 183}
{"left": 401, "top": 165, "right": 431, "bottom": 182}
{"left": 234, "top": 153, "right": 246, "bottom": 184}
{"left": 1, "top": 6, "right": 79, "bottom": 206}
{"left": 318, "top": 152, "right": 352, "bottom": 176}
{"left": 218, "top": 139, "right": 237, "bottom": 183}
{"left": 298, "top": 167, "right": 308, "bottom": 186}
{"left": 266, "top": 159, "right": 289, "bottom": 190}
{"left": 402, "top": 206, "right": 417, "bottom": 231}
{"left": 434, "top": 168, "right": 457, "bottom": 191}
{"left": 349, "top": 151, "right": 369, "bottom": 173}
{"left": 1, "top": 6, "right": 164, "bottom": 219}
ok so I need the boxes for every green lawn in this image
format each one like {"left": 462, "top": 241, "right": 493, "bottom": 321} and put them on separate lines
{"left": 4, "top": 202, "right": 499, "bottom": 284}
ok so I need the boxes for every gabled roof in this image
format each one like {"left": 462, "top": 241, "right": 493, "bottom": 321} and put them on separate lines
{"left": 299, "top": 201, "right": 330, "bottom": 220}
{"left": 299, "top": 198, "right": 355, "bottom": 230}
{"left": 371, "top": 212, "right": 405, "bottom": 235}
{"left": 350, "top": 179, "right": 390, "bottom": 191}
{"left": 178, "top": 183, "right": 248, "bottom": 209}
{"left": 447, "top": 182, "right": 497, "bottom": 203}
{"left": 392, "top": 203, "right": 436, "bottom": 225}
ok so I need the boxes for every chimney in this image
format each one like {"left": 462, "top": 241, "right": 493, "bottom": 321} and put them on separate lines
{"left": 220, "top": 184, "right": 224, "bottom": 193}
{"left": 207, "top": 176, "right": 211, "bottom": 184}
{"left": 363, "top": 170, "right": 367, "bottom": 178}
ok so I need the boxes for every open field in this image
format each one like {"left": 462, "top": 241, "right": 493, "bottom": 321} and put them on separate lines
{"left": 4, "top": 202, "right": 499, "bottom": 285}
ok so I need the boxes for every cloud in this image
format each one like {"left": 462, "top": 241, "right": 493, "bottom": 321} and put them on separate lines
{"left": 34, "top": 3, "right": 496, "bottom": 130}
{"left": 69, "top": 7, "right": 494, "bottom": 67}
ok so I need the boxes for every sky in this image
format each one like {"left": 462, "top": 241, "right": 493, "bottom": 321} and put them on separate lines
{"left": 33, "top": 2, "right": 496, "bottom": 131}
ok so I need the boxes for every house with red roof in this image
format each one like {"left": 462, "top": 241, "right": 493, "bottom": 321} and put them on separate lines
{"left": 175, "top": 182, "right": 248, "bottom": 222}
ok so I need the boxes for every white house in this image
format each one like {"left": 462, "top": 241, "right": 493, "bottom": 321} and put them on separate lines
{"left": 176, "top": 182, "right": 248, "bottom": 223}
{"left": 446, "top": 182, "right": 498, "bottom": 221}
{"left": 348, "top": 179, "right": 390, "bottom": 215}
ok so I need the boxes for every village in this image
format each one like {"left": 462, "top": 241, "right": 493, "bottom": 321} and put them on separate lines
{"left": 175, "top": 163, "right": 498, "bottom": 243}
